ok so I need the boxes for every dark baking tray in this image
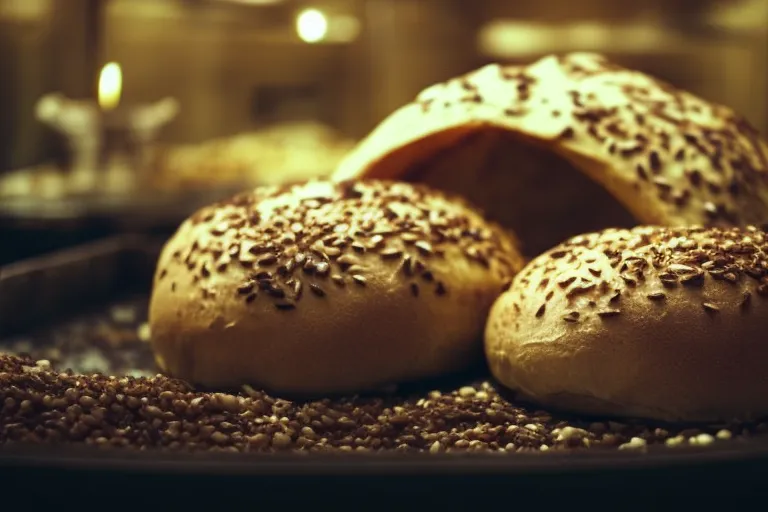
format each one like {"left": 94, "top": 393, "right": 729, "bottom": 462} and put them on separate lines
{"left": 1, "top": 235, "right": 768, "bottom": 506}
{"left": 0, "top": 184, "right": 244, "bottom": 266}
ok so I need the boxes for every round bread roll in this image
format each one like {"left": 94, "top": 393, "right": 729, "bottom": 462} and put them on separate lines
{"left": 149, "top": 179, "right": 524, "bottom": 394}
{"left": 485, "top": 224, "right": 768, "bottom": 423}
{"left": 332, "top": 52, "right": 768, "bottom": 257}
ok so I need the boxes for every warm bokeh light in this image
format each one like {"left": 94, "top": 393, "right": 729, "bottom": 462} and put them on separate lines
{"left": 98, "top": 62, "right": 122, "bottom": 111}
{"left": 296, "top": 8, "right": 328, "bottom": 44}
{"left": 478, "top": 20, "right": 668, "bottom": 57}
{"left": 218, "top": 0, "right": 283, "bottom": 4}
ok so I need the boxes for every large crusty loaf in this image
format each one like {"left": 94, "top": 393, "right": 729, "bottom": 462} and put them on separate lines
{"left": 485, "top": 224, "right": 768, "bottom": 422}
{"left": 332, "top": 52, "right": 768, "bottom": 257}
{"left": 149, "top": 179, "right": 524, "bottom": 394}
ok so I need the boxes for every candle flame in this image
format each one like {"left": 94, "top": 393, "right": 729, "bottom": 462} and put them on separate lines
{"left": 98, "top": 62, "right": 122, "bottom": 111}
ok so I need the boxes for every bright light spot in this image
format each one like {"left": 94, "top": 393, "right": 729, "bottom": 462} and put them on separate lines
{"left": 296, "top": 8, "right": 328, "bottom": 44}
{"left": 98, "top": 62, "right": 122, "bottom": 111}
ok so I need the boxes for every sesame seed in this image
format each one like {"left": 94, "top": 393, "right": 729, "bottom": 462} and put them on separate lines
{"left": 415, "top": 241, "right": 433, "bottom": 255}
{"left": 716, "top": 429, "right": 733, "bottom": 440}
{"left": 562, "top": 313, "right": 579, "bottom": 323}
{"left": 337, "top": 255, "right": 358, "bottom": 270}
{"left": 309, "top": 284, "right": 325, "bottom": 297}
{"left": 693, "top": 433, "right": 715, "bottom": 446}
{"left": 237, "top": 282, "right": 255, "bottom": 295}
{"left": 380, "top": 249, "right": 403, "bottom": 260}
{"left": 618, "top": 437, "right": 647, "bottom": 451}
{"left": 669, "top": 264, "right": 696, "bottom": 274}
{"left": 704, "top": 202, "right": 718, "bottom": 216}
{"left": 323, "top": 247, "right": 341, "bottom": 258}
{"left": 665, "top": 435, "right": 686, "bottom": 447}
{"left": 315, "top": 261, "right": 330, "bottom": 276}
{"left": 290, "top": 280, "right": 303, "bottom": 299}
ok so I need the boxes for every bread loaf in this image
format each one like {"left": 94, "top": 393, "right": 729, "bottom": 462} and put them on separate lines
{"left": 333, "top": 53, "right": 768, "bottom": 257}
{"left": 149, "top": 180, "right": 524, "bottom": 394}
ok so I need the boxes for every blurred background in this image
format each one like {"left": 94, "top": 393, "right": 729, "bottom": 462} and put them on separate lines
{"left": 0, "top": 0, "right": 767, "bottom": 264}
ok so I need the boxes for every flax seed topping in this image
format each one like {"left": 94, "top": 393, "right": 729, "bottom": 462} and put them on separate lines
{"left": 157, "top": 180, "right": 523, "bottom": 310}
{"left": 487, "top": 226, "right": 768, "bottom": 423}
{"left": 513, "top": 225, "right": 768, "bottom": 323}
{"left": 334, "top": 53, "right": 768, "bottom": 241}
{"left": 412, "top": 53, "right": 768, "bottom": 227}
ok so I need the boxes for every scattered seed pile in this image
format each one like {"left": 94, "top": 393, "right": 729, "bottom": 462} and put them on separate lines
{"left": 1, "top": 298, "right": 766, "bottom": 454}
{"left": 2, "top": 298, "right": 155, "bottom": 378}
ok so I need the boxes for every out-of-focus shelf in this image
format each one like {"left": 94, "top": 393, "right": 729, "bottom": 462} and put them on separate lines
{"left": 0, "top": 185, "right": 248, "bottom": 230}
{"left": 0, "top": 121, "right": 357, "bottom": 229}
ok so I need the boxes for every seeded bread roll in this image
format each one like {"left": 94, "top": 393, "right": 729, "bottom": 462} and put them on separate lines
{"left": 149, "top": 180, "right": 524, "bottom": 394}
{"left": 332, "top": 52, "right": 768, "bottom": 257}
{"left": 485, "top": 225, "right": 768, "bottom": 423}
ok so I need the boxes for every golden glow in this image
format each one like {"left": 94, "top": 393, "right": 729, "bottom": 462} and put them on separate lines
{"left": 296, "top": 8, "right": 328, "bottom": 44}
{"left": 219, "top": 0, "right": 283, "bottom": 4}
{"left": 98, "top": 62, "right": 122, "bottom": 111}
{"left": 478, "top": 20, "right": 669, "bottom": 57}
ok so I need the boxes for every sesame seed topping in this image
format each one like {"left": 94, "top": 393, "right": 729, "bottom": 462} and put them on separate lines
{"left": 415, "top": 241, "right": 434, "bottom": 256}
{"left": 512, "top": 225, "right": 768, "bottom": 324}
{"left": 380, "top": 249, "right": 403, "bottom": 260}
{"left": 315, "top": 261, "right": 330, "bottom": 276}
{"left": 309, "top": 283, "right": 325, "bottom": 297}
{"left": 175, "top": 181, "right": 522, "bottom": 311}
{"left": 258, "top": 255, "right": 277, "bottom": 266}
{"left": 409, "top": 52, "right": 768, "bottom": 234}
{"left": 563, "top": 311, "right": 580, "bottom": 323}
{"left": 237, "top": 282, "right": 255, "bottom": 295}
